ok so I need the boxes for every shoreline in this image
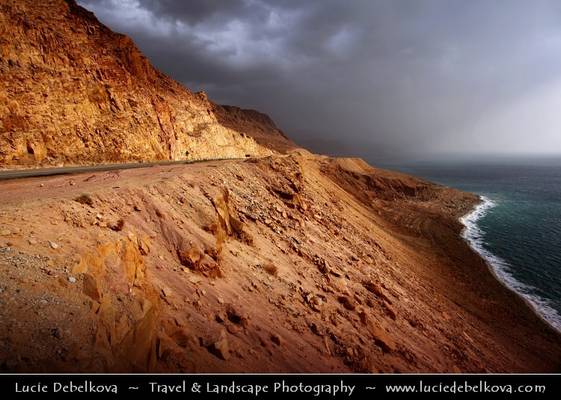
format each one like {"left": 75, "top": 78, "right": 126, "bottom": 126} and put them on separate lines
{"left": 459, "top": 195, "right": 561, "bottom": 334}
{"left": 1, "top": 154, "right": 560, "bottom": 371}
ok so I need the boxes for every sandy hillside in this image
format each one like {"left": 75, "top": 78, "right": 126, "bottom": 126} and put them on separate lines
{"left": 1, "top": 152, "right": 560, "bottom": 372}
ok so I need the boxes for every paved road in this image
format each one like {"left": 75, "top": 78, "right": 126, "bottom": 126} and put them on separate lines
{"left": 0, "top": 158, "right": 246, "bottom": 181}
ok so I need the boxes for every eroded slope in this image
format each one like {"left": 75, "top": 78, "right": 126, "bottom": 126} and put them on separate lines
{"left": 1, "top": 153, "right": 559, "bottom": 372}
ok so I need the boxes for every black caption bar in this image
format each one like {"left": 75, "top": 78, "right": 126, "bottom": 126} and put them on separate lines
{"left": 1, "top": 374, "right": 559, "bottom": 399}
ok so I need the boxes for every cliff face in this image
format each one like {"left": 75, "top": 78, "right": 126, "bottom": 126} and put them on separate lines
{"left": 213, "top": 105, "right": 297, "bottom": 153}
{"left": 0, "top": 0, "right": 294, "bottom": 168}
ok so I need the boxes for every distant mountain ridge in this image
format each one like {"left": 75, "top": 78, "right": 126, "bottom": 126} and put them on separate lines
{"left": 0, "top": 0, "right": 295, "bottom": 168}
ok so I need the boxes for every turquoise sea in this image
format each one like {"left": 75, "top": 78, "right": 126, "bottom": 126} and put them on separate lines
{"left": 385, "top": 157, "right": 561, "bottom": 331}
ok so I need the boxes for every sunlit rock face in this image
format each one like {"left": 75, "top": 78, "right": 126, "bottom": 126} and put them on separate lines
{"left": 0, "top": 0, "right": 297, "bottom": 168}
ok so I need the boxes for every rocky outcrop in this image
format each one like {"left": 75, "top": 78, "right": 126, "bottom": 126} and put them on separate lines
{"left": 0, "top": 0, "right": 294, "bottom": 168}
{"left": 213, "top": 105, "right": 297, "bottom": 153}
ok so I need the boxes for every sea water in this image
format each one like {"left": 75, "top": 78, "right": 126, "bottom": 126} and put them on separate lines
{"left": 385, "top": 157, "right": 561, "bottom": 332}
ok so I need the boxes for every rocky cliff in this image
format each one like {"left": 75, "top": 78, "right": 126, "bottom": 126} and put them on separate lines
{"left": 0, "top": 0, "right": 294, "bottom": 168}
{"left": 213, "top": 105, "right": 297, "bottom": 153}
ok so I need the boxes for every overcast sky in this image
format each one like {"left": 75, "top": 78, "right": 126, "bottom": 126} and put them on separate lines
{"left": 78, "top": 0, "right": 561, "bottom": 161}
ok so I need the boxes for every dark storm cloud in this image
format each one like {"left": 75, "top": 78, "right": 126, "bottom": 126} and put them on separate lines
{"left": 78, "top": 0, "right": 561, "bottom": 160}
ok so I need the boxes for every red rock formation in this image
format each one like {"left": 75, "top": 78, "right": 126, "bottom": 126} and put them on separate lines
{"left": 213, "top": 104, "right": 297, "bottom": 153}
{"left": 0, "top": 0, "right": 294, "bottom": 168}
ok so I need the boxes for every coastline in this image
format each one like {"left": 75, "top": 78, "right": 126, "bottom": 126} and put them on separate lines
{"left": 1, "top": 0, "right": 559, "bottom": 374}
{"left": 1, "top": 154, "right": 560, "bottom": 372}
{"left": 459, "top": 195, "right": 561, "bottom": 333}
